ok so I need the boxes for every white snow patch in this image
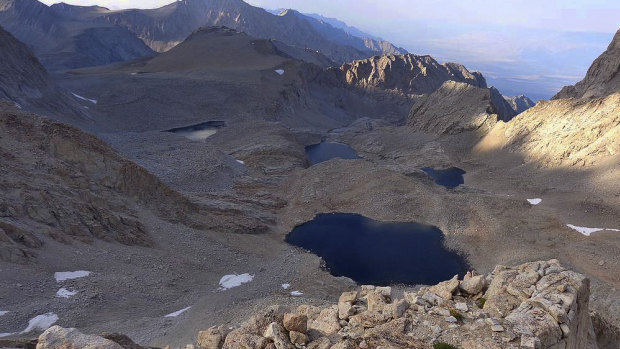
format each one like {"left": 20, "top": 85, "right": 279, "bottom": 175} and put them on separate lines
{"left": 0, "top": 311, "right": 8, "bottom": 316}
{"left": 290, "top": 291, "right": 303, "bottom": 296}
{"left": 72, "top": 93, "right": 97, "bottom": 104}
{"left": 566, "top": 224, "right": 620, "bottom": 236}
{"left": 20, "top": 313, "right": 58, "bottom": 334}
{"left": 236, "top": 159, "right": 245, "bottom": 165}
{"left": 54, "top": 270, "right": 91, "bottom": 282}
{"left": 13, "top": 102, "right": 22, "bottom": 109}
{"left": 281, "top": 283, "right": 290, "bottom": 289}
{"left": 527, "top": 198, "right": 542, "bottom": 205}
{"left": 164, "top": 306, "right": 191, "bottom": 318}
{"left": 218, "top": 273, "right": 254, "bottom": 290}
{"left": 56, "top": 288, "right": 77, "bottom": 298}
{"left": 275, "top": 69, "right": 285, "bottom": 75}
{"left": 567, "top": 224, "right": 604, "bottom": 236}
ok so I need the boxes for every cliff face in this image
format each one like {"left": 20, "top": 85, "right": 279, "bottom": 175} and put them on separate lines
{"left": 554, "top": 29, "right": 620, "bottom": 100}
{"left": 30, "top": 260, "right": 598, "bottom": 349}
{"left": 332, "top": 54, "right": 487, "bottom": 95}
{"left": 505, "top": 95, "right": 536, "bottom": 114}
{"left": 407, "top": 81, "right": 499, "bottom": 135}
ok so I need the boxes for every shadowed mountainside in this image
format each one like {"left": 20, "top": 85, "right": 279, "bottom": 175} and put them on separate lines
{"left": 0, "top": 0, "right": 154, "bottom": 70}
{"left": 0, "top": 25, "right": 88, "bottom": 124}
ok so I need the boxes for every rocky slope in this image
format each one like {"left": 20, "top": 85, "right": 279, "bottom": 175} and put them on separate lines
{"left": 0, "top": 0, "right": 154, "bottom": 70}
{"left": 0, "top": 103, "right": 271, "bottom": 263}
{"left": 0, "top": 25, "right": 88, "bottom": 124}
{"left": 475, "top": 93, "right": 620, "bottom": 167}
{"left": 407, "top": 81, "right": 500, "bottom": 135}
{"left": 504, "top": 95, "right": 535, "bottom": 114}
{"left": 475, "top": 30, "right": 620, "bottom": 168}
{"left": 330, "top": 54, "right": 487, "bottom": 95}
{"left": 554, "top": 29, "right": 619, "bottom": 100}
{"left": 28, "top": 260, "right": 598, "bottom": 349}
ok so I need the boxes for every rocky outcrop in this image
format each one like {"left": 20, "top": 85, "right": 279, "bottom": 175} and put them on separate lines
{"left": 331, "top": 54, "right": 487, "bottom": 95}
{"left": 489, "top": 87, "right": 518, "bottom": 122}
{"left": 504, "top": 95, "right": 535, "bottom": 114}
{"left": 176, "top": 260, "right": 595, "bottom": 349}
{"left": 554, "top": 29, "right": 619, "bottom": 100}
{"left": 408, "top": 81, "right": 500, "bottom": 135}
{"left": 0, "top": 25, "right": 87, "bottom": 124}
{"left": 21, "top": 261, "right": 596, "bottom": 349}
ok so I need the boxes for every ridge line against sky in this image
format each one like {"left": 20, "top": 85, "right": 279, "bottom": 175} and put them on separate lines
{"left": 39, "top": 0, "right": 620, "bottom": 100}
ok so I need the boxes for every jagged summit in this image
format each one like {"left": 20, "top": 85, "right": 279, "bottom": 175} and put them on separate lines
{"left": 554, "top": 28, "right": 620, "bottom": 100}
{"left": 334, "top": 54, "right": 487, "bottom": 95}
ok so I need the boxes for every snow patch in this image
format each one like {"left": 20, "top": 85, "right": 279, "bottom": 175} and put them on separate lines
{"left": 290, "top": 291, "right": 303, "bottom": 296}
{"left": 20, "top": 313, "right": 58, "bottom": 334}
{"left": 13, "top": 102, "right": 22, "bottom": 109}
{"left": 72, "top": 93, "right": 97, "bottom": 104}
{"left": 164, "top": 306, "right": 191, "bottom": 318}
{"left": 0, "top": 333, "right": 14, "bottom": 338}
{"left": 566, "top": 224, "right": 620, "bottom": 236}
{"left": 54, "top": 270, "right": 90, "bottom": 282}
{"left": 566, "top": 224, "right": 604, "bottom": 236}
{"left": 0, "top": 311, "right": 8, "bottom": 316}
{"left": 281, "top": 283, "right": 290, "bottom": 290}
{"left": 236, "top": 159, "right": 245, "bottom": 165}
{"left": 527, "top": 198, "right": 542, "bottom": 205}
{"left": 218, "top": 273, "right": 254, "bottom": 290}
{"left": 275, "top": 69, "right": 285, "bottom": 75}
{"left": 56, "top": 288, "right": 77, "bottom": 298}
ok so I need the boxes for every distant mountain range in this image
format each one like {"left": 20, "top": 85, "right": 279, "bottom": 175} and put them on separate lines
{"left": 0, "top": 0, "right": 406, "bottom": 70}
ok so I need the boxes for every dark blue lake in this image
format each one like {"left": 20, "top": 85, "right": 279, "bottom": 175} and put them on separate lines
{"left": 305, "top": 141, "right": 358, "bottom": 165}
{"left": 422, "top": 167, "right": 466, "bottom": 188}
{"left": 286, "top": 213, "right": 468, "bottom": 285}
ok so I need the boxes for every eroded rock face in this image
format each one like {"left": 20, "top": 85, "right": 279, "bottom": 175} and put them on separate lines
{"left": 554, "top": 29, "right": 620, "bottom": 100}
{"left": 408, "top": 81, "right": 500, "bottom": 135}
{"left": 184, "top": 260, "right": 597, "bottom": 349}
{"left": 331, "top": 54, "right": 487, "bottom": 95}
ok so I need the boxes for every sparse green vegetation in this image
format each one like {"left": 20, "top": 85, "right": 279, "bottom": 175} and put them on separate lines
{"left": 433, "top": 343, "right": 459, "bottom": 349}
{"left": 449, "top": 308, "right": 463, "bottom": 321}
{"left": 476, "top": 297, "right": 487, "bottom": 309}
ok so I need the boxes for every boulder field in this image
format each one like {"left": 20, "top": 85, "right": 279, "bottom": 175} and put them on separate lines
{"left": 28, "top": 260, "right": 598, "bottom": 349}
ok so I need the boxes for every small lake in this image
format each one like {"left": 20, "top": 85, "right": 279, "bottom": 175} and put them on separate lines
{"left": 422, "top": 167, "right": 466, "bottom": 188}
{"left": 286, "top": 213, "right": 468, "bottom": 286}
{"left": 166, "top": 121, "right": 226, "bottom": 142}
{"left": 305, "top": 141, "right": 358, "bottom": 165}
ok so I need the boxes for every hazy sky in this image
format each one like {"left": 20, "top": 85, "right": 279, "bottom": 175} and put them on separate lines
{"left": 40, "top": 0, "right": 620, "bottom": 99}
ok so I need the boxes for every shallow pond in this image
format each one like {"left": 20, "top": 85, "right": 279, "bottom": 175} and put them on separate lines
{"left": 167, "top": 121, "right": 226, "bottom": 142}
{"left": 422, "top": 167, "right": 466, "bottom": 188}
{"left": 286, "top": 213, "right": 468, "bottom": 285}
{"left": 305, "top": 141, "right": 358, "bottom": 165}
